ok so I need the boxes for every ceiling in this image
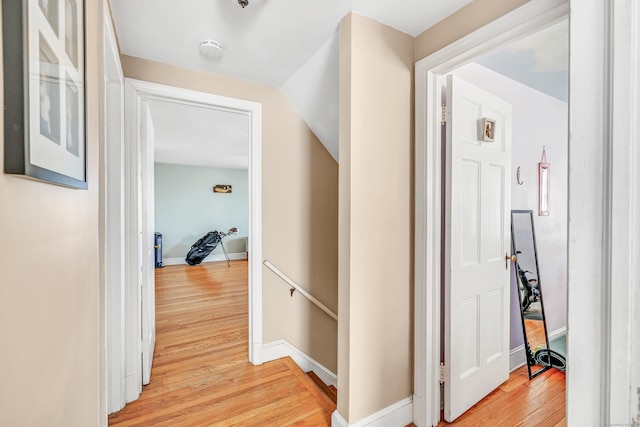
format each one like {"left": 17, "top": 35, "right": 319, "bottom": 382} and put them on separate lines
{"left": 110, "top": 0, "right": 473, "bottom": 168}
{"left": 112, "top": 4, "right": 569, "bottom": 170}
{"left": 476, "top": 20, "right": 568, "bottom": 102}
{"left": 110, "top": 0, "right": 472, "bottom": 88}
{"left": 148, "top": 100, "right": 249, "bottom": 169}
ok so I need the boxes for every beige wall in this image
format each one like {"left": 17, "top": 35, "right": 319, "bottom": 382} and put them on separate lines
{"left": 121, "top": 56, "right": 339, "bottom": 373}
{"left": 338, "top": 13, "right": 414, "bottom": 423}
{"left": 414, "top": 0, "right": 531, "bottom": 61}
{"left": 0, "top": 1, "right": 104, "bottom": 426}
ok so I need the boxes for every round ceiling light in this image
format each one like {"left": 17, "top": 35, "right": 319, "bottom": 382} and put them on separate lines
{"left": 199, "top": 40, "right": 224, "bottom": 59}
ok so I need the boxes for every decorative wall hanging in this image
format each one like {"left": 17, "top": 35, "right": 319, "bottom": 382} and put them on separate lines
{"left": 538, "top": 147, "right": 550, "bottom": 216}
{"left": 480, "top": 117, "right": 496, "bottom": 142}
{"left": 213, "top": 185, "right": 232, "bottom": 193}
{"left": 2, "top": 0, "right": 87, "bottom": 189}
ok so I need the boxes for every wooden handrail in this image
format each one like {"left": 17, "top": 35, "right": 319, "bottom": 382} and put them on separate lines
{"left": 263, "top": 260, "right": 338, "bottom": 322}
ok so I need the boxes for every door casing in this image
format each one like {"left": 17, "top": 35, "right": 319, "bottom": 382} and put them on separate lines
{"left": 139, "top": 102, "right": 155, "bottom": 386}
{"left": 103, "top": 0, "right": 127, "bottom": 413}
{"left": 415, "top": 0, "right": 640, "bottom": 426}
{"left": 413, "top": 1, "right": 569, "bottom": 425}
{"left": 121, "top": 79, "right": 264, "bottom": 404}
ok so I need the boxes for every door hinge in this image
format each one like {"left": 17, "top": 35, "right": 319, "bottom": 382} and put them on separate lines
{"left": 441, "top": 104, "right": 446, "bottom": 125}
{"left": 439, "top": 362, "right": 445, "bottom": 384}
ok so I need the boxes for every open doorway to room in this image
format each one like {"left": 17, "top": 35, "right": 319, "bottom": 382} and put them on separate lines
{"left": 105, "top": 77, "right": 263, "bottom": 415}
{"left": 149, "top": 99, "right": 251, "bottom": 270}
{"left": 413, "top": 1, "right": 569, "bottom": 426}
{"left": 437, "top": 19, "right": 568, "bottom": 424}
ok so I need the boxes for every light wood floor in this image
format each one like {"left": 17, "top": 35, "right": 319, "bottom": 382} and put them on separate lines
{"left": 109, "top": 260, "right": 565, "bottom": 426}
{"left": 524, "top": 318, "right": 547, "bottom": 348}
{"left": 436, "top": 365, "right": 566, "bottom": 427}
{"left": 108, "top": 260, "right": 335, "bottom": 426}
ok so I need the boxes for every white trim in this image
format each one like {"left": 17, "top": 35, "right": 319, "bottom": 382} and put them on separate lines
{"left": 332, "top": 412, "right": 349, "bottom": 427}
{"left": 123, "top": 79, "right": 264, "bottom": 395}
{"left": 331, "top": 397, "right": 413, "bottom": 427}
{"left": 606, "top": 1, "right": 640, "bottom": 424}
{"left": 567, "top": 1, "right": 640, "bottom": 424}
{"left": 263, "top": 260, "right": 338, "bottom": 321}
{"left": 262, "top": 340, "right": 337, "bottom": 388}
{"left": 413, "top": 1, "right": 569, "bottom": 426}
{"left": 508, "top": 327, "right": 567, "bottom": 373}
{"left": 415, "top": 0, "right": 568, "bottom": 75}
{"left": 103, "top": 0, "right": 127, "bottom": 415}
{"left": 248, "top": 95, "right": 263, "bottom": 366}
{"left": 123, "top": 56, "right": 143, "bottom": 408}
{"left": 509, "top": 345, "right": 526, "bottom": 373}
{"left": 566, "top": 3, "right": 612, "bottom": 424}
{"left": 548, "top": 326, "right": 566, "bottom": 342}
{"left": 140, "top": 102, "right": 156, "bottom": 386}
{"left": 162, "top": 253, "right": 248, "bottom": 266}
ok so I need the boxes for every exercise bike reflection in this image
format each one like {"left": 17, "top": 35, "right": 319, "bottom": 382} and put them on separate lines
{"left": 511, "top": 210, "right": 551, "bottom": 379}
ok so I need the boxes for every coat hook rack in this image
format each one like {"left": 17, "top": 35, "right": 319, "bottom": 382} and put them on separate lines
{"left": 516, "top": 166, "right": 524, "bottom": 185}
{"left": 289, "top": 288, "right": 295, "bottom": 297}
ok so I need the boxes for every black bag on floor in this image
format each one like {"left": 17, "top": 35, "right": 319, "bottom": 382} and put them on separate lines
{"left": 185, "top": 231, "right": 223, "bottom": 266}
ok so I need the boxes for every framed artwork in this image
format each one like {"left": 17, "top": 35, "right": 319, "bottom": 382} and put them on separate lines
{"left": 2, "top": 0, "right": 87, "bottom": 189}
{"left": 213, "top": 185, "right": 232, "bottom": 194}
{"left": 480, "top": 117, "right": 496, "bottom": 142}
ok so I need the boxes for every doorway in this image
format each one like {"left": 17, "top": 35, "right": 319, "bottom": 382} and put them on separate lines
{"left": 108, "top": 78, "right": 263, "bottom": 409}
{"left": 439, "top": 38, "right": 569, "bottom": 419}
{"left": 412, "top": 1, "right": 570, "bottom": 426}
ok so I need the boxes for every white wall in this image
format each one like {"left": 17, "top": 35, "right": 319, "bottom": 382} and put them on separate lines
{"left": 451, "top": 62, "right": 568, "bottom": 345}
{"left": 280, "top": 31, "right": 340, "bottom": 162}
{"left": 154, "top": 163, "right": 248, "bottom": 262}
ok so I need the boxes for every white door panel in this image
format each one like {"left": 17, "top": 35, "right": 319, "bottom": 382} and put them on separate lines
{"left": 445, "top": 75, "right": 512, "bottom": 421}
{"left": 140, "top": 102, "right": 156, "bottom": 386}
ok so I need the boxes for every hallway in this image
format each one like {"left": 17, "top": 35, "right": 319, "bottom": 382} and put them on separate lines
{"left": 108, "top": 260, "right": 335, "bottom": 426}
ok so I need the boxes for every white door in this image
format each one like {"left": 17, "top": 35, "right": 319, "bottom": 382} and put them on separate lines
{"left": 104, "top": 2, "right": 126, "bottom": 413}
{"left": 444, "top": 75, "right": 512, "bottom": 421}
{"left": 140, "top": 102, "right": 156, "bottom": 385}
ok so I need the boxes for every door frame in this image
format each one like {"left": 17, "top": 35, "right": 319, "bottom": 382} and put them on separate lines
{"left": 122, "top": 79, "right": 264, "bottom": 400}
{"left": 139, "top": 101, "right": 155, "bottom": 386}
{"left": 413, "top": 1, "right": 569, "bottom": 425}
{"left": 103, "top": 0, "right": 127, "bottom": 412}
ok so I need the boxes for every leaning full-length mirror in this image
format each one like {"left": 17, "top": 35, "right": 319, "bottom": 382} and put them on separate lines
{"left": 511, "top": 210, "right": 551, "bottom": 379}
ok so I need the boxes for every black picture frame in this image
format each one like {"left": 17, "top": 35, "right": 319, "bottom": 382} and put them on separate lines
{"left": 3, "top": 0, "right": 87, "bottom": 189}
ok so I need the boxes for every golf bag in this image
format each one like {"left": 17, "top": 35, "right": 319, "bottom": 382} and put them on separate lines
{"left": 185, "top": 227, "right": 239, "bottom": 266}
{"left": 185, "top": 231, "right": 224, "bottom": 266}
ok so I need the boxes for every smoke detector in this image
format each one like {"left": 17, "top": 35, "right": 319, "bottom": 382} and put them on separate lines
{"left": 199, "top": 40, "right": 224, "bottom": 59}
{"left": 228, "top": 0, "right": 264, "bottom": 8}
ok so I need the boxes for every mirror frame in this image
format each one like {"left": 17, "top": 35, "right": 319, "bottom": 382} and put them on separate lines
{"left": 511, "top": 209, "right": 552, "bottom": 379}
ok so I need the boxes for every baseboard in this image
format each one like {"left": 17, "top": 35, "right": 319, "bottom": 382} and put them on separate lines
{"left": 262, "top": 340, "right": 337, "bottom": 388}
{"left": 548, "top": 326, "right": 566, "bottom": 341}
{"left": 162, "top": 252, "right": 247, "bottom": 266}
{"left": 509, "top": 344, "right": 526, "bottom": 372}
{"left": 509, "top": 326, "right": 566, "bottom": 372}
{"left": 332, "top": 397, "right": 413, "bottom": 427}
{"left": 411, "top": 394, "right": 426, "bottom": 427}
